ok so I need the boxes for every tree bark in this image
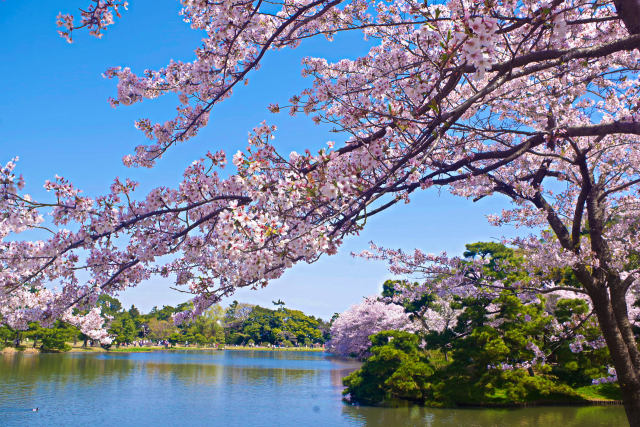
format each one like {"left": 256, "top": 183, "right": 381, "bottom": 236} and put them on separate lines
{"left": 13, "top": 332, "right": 21, "bottom": 347}
{"left": 590, "top": 286, "right": 640, "bottom": 426}
{"left": 615, "top": 0, "right": 640, "bottom": 35}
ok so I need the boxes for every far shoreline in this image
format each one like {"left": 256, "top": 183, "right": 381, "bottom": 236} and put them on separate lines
{"left": 1, "top": 344, "right": 325, "bottom": 355}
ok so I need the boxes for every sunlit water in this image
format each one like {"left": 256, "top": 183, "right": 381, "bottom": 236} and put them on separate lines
{"left": 0, "top": 350, "right": 627, "bottom": 426}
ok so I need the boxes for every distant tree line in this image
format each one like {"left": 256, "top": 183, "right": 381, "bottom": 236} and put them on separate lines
{"left": 0, "top": 297, "right": 330, "bottom": 351}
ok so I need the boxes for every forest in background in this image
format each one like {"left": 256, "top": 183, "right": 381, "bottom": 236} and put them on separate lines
{"left": 0, "top": 297, "right": 331, "bottom": 351}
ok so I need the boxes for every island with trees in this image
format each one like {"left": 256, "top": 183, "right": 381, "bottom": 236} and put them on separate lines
{"left": 328, "top": 242, "right": 635, "bottom": 408}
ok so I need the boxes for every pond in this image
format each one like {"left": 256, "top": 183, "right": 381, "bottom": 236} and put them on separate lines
{"left": 0, "top": 350, "right": 627, "bottom": 426}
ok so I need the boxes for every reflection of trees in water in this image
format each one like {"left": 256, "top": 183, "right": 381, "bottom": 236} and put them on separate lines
{"left": 342, "top": 404, "right": 627, "bottom": 427}
{"left": 225, "top": 366, "right": 316, "bottom": 386}
{"left": 140, "top": 360, "right": 317, "bottom": 387}
{"left": 0, "top": 353, "right": 136, "bottom": 406}
{"left": 228, "top": 350, "right": 325, "bottom": 362}
{"left": 331, "top": 367, "right": 359, "bottom": 389}
{"left": 325, "top": 356, "right": 361, "bottom": 388}
{"left": 143, "top": 362, "right": 222, "bottom": 386}
{"left": 342, "top": 405, "right": 431, "bottom": 427}
{"left": 0, "top": 353, "right": 135, "bottom": 384}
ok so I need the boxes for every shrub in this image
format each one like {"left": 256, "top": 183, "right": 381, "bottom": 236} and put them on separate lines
{"left": 343, "top": 330, "right": 433, "bottom": 405}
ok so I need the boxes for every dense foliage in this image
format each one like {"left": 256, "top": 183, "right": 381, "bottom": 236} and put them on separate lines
{"left": 342, "top": 331, "right": 434, "bottom": 405}
{"left": 224, "top": 301, "right": 329, "bottom": 346}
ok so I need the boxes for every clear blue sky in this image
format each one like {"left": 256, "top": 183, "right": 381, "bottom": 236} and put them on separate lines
{"left": 1, "top": 0, "right": 524, "bottom": 319}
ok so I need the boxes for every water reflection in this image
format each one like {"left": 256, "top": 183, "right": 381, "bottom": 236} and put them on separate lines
{"left": 342, "top": 403, "right": 627, "bottom": 426}
{"left": 143, "top": 361, "right": 223, "bottom": 385}
{"left": 0, "top": 351, "right": 627, "bottom": 427}
{"left": 225, "top": 366, "right": 316, "bottom": 385}
{"left": 0, "top": 352, "right": 136, "bottom": 386}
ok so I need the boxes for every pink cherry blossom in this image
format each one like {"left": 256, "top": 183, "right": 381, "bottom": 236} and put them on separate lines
{"left": 327, "top": 296, "right": 416, "bottom": 358}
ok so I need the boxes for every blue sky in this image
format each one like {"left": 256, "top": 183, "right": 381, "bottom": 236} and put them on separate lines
{"left": 1, "top": 0, "right": 524, "bottom": 319}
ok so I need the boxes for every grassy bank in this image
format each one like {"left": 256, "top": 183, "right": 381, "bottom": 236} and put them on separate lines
{"left": 108, "top": 345, "right": 223, "bottom": 352}
{"left": 224, "top": 345, "right": 324, "bottom": 352}
{"left": 451, "top": 385, "right": 623, "bottom": 408}
{"left": 106, "top": 345, "right": 324, "bottom": 352}
{"left": 575, "top": 383, "right": 622, "bottom": 402}
{"left": 2, "top": 344, "right": 324, "bottom": 354}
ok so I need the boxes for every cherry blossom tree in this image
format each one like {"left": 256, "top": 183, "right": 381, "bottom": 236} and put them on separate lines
{"left": 327, "top": 296, "right": 416, "bottom": 358}
{"left": 3, "top": 0, "right": 640, "bottom": 421}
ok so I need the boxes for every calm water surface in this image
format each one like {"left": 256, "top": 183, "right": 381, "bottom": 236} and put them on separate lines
{"left": 0, "top": 350, "right": 626, "bottom": 426}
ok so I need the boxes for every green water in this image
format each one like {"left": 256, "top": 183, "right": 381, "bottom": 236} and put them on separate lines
{"left": 0, "top": 351, "right": 627, "bottom": 426}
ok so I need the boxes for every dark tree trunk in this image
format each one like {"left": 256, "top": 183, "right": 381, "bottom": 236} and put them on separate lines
{"left": 571, "top": 139, "right": 640, "bottom": 426}
{"left": 589, "top": 286, "right": 640, "bottom": 426}
{"left": 615, "top": 0, "right": 640, "bottom": 35}
{"left": 13, "top": 332, "right": 21, "bottom": 347}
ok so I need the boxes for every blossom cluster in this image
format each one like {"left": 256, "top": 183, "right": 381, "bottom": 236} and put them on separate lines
{"left": 57, "top": 1, "right": 128, "bottom": 42}
{"left": 326, "top": 296, "right": 416, "bottom": 358}
{"left": 592, "top": 367, "right": 618, "bottom": 385}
